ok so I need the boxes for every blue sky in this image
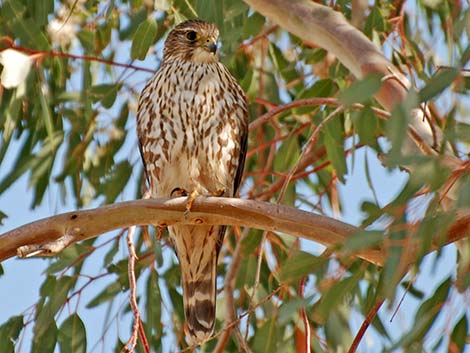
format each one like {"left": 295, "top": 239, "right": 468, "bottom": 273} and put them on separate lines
{"left": 1, "top": 2, "right": 469, "bottom": 352}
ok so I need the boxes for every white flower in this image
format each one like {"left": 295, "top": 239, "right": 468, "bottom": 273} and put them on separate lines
{"left": 0, "top": 49, "right": 33, "bottom": 89}
{"left": 47, "top": 18, "right": 77, "bottom": 46}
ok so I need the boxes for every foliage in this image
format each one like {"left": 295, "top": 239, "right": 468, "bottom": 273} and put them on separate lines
{"left": 0, "top": 0, "right": 469, "bottom": 352}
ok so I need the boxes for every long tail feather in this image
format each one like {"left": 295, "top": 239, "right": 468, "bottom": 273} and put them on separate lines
{"left": 169, "top": 224, "right": 220, "bottom": 344}
{"left": 182, "top": 255, "right": 217, "bottom": 343}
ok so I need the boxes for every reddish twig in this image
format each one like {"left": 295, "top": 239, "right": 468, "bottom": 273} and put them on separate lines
{"left": 246, "top": 123, "right": 310, "bottom": 158}
{"left": 296, "top": 277, "right": 311, "bottom": 353}
{"left": 239, "top": 26, "right": 278, "bottom": 50}
{"left": 121, "top": 226, "right": 150, "bottom": 353}
{"left": 138, "top": 319, "right": 151, "bottom": 353}
{"left": 347, "top": 299, "right": 385, "bottom": 353}
{"left": 249, "top": 98, "right": 390, "bottom": 131}
{"left": 3, "top": 41, "right": 156, "bottom": 73}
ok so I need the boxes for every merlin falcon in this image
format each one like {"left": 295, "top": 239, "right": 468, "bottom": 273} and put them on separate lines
{"left": 136, "top": 20, "right": 249, "bottom": 343}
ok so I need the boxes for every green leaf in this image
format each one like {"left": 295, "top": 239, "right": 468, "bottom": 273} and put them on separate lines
{"left": 95, "top": 22, "right": 113, "bottom": 53}
{"left": 419, "top": 67, "right": 459, "bottom": 102}
{"left": 0, "top": 316, "right": 23, "bottom": 353}
{"left": 278, "top": 295, "right": 314, "bottom": 325}
{"left": 316, "top": 271, "right": 362, "bottom": 322}
{"left": 103, "top": 239, "right": 120, "bottom": 267}
{"left": 0, "top": 210, "right": 7, "bottom": 225}
{"left": 3, "top": 1, "right": 50, "bottom": 49}
{"left": 89, "top": 83, "right": 121, "bottom": 109}
{"left": 252, "top": 318, "right": 279, "bottom": 353}
{"left": 401, "top": 281, "right": 425, "bottom": 299}
{"left": 57, "top": 314, "right": 86, "bottom": 353}
{"left": 77, "top": 29, "right": 95, "bottom": 52}
{"left": 32, "top": 319, "right": 57, "bottom": 353}
{"left": 34, "top": 276, "right": 75, "bottom": 339}
{"left": 131, "top": 18, "right": 158, "bottom": 60}
{"left": 364, "top": 6, "right": 387, "bottom": 37}
{"left": 155, "top": 0, "right": 171, "bottom": 10}
{"left": 224, "top": 1, "right": 249, "bottom": 21}
{"left": 32, "top": 0, "right": 54, "bottom": 28}
{"left": 46, "top": 244, "right": 89, "bottom": 274}
{"left": 195, "top": 0, "right": 224, "bottom": 30}
{"left": 269, "top": 43, "right": 298, "bottom": 84}
{"left": 385, "top": 90, "right": 418, "bottom": 163}
{"left": 119, "top": 8, "right": 148, "bottom": 41}
{"left": 323, "top": 114, "right": 347, "bottom": 183}
{"left": 97, "top": 161, "right": 132, "bottom": 203}
{"left": 146, "top": 270, "right": 162, "bottom": 336}
{"left": 396, "top": 277, "right": 452, "bottom": 349}
{"left": 279, "top": 250, "right": 327, "bottom": 283}
{"left": 299, "top": 79, "right": 336, "bottom": 99}
{"left": 86, "top": 281, "right": 122, "bottom": 308}
{"left": 339, "top": 74, "right": 383, "bottom": 107}
{"left": 450, "top": 315, "right": 468, "bottom": 352}
{"left": 236, "top": 253, "right": 258, "bottom": 289}
{"left": 457, "top": 174, "right": 470, "bottom": 208}
{"left": 378, "top": 228, "right": 406, "bottom": 300}
{"left": 352, "top": 107, "right": 382, "bottom": 148}
{"left": 344, "top": 231, "right": 383, "bottom": 252}
{"left": 243, "top": 13, "right": 265, "bottom": 38}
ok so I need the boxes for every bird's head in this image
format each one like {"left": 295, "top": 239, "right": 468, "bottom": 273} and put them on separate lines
{"left": 163, "top": 20, "right": 220, "bottom": 64}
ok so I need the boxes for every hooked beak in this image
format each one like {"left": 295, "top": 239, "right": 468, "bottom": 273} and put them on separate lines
{"left": 205, "top": 39, "right": 217, "bottom": 54}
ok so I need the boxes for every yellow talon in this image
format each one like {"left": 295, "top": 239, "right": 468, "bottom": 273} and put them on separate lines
{"left": 171, "top": 187, "right": 188, "bottom": 198}
{"left": 212, "top": 188, "right": 225, "bottom": 197}
{"left": 184, "top": 189, "right": 199, "bottom": 217}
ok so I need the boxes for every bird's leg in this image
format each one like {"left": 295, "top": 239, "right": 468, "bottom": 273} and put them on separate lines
{"left": 184, "top": 189, "right": 199, "bottom": 217}
{"left": 171, "top": 187, "right": 199, "bottom": 216}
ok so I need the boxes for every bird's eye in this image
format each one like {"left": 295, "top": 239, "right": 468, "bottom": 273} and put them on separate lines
{"left": 186, "top": 31, "right": 199, "bottom": 41}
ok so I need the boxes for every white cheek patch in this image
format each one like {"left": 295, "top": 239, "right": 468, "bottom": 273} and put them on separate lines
{"left": 192, "top": 48, "right": 218, "bottom": 64}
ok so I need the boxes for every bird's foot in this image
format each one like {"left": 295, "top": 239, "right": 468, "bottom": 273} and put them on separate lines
{"left": 184, "top": 189, "right": 199, "bottom": 217}
{"left": 171, "top": 187, "right": 188, "bottom": 198}
{"left": 211, "top": 188, "right": 225, "bottom": 197}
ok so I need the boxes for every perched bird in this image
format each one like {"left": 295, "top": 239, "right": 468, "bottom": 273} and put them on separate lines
{"left": 136, "top": 19, "right": 249, "bottom": 343}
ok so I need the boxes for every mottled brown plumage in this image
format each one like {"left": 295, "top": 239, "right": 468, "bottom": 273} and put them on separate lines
{"left": 136, "top": 19, "right": 248, "bottom": 343}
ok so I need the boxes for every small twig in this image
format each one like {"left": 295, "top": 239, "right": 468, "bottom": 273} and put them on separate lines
{"left": 239, "top": 25, "right": 278, "bottom": 50}
{"left": 121, "top": 226, "right": 149, "bottom": 353}
{"left": 347, "top": 299, "right": 384, "bottom": 353}
{"left": 138, "top": 319, "right": 151, "bottom": 353}
{"left": 250, "top": 97, "right": 389, "bottom": 131}
{"left": 234, "top": 329, "right": 254, "bottom": 353}
{"left": 3, "top": 42, "right": 156, "bottom": 73}
{"left": 298, "top": 277, "right": 311, "bottom": 353}
{"left": 390, "top": 272, "right": 416, "bottom": 323}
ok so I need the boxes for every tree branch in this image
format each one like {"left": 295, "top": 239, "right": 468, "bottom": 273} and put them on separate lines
{"left": 0, "top": 197, "right": 371, "bottom": 263}
{"left": 1, "top": 198, "right": 469, "bottom": 267}
{"left": 243, "top": 0, "right": 445, "bottom": 155}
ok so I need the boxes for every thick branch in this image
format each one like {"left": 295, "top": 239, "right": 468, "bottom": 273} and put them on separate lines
{"left": 0, "top": 197, "right": 375, "bottom": 264}
{"left": 1, "top": 198, "right": 469, "bottom": 267}
{"left": 244, "top": 0, "right": 407, "bottom": 109}
{"left": 243, "top": 0, "right": 441, "bottom": 153}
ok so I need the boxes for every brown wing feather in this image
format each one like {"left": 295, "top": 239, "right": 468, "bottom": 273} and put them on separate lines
{"left": 216, "top": 108, "right": 249, "bottom": 256}
{"left": 233, "top": 125, "right": 248, "bottom": 196}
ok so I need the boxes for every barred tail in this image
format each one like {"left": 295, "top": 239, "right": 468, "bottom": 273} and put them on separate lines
{"left": 181, "top": 254, "right": 217, "bottom": 344}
